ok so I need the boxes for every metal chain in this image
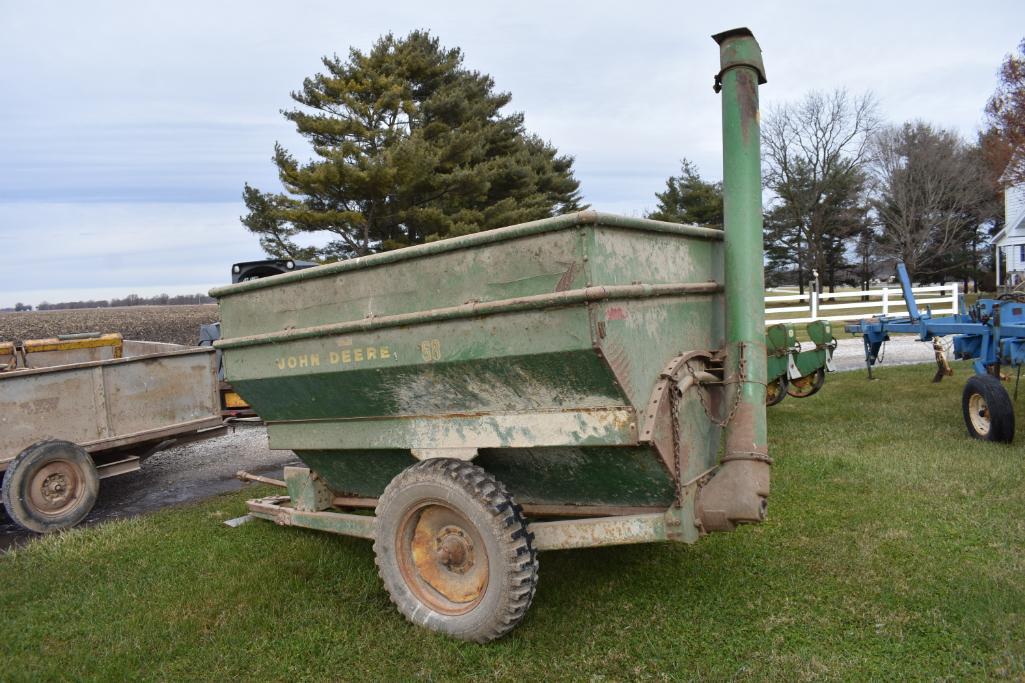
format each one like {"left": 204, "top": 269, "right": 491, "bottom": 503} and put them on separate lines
{"left": 662, "top": 346, "right": 752, "bottom": 504}
{"left": 686, "top": 345, "right": 747, "bottom": 429}
{"left": 667, "top": 376, "right": 683, "bottom": 503}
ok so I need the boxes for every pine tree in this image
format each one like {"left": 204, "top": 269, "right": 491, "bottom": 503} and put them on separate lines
{"left": 243, "top": 31, "right": 584, "bottom": 260}
{"left": 646, "top": 160, "right": 723, "bottom": 226}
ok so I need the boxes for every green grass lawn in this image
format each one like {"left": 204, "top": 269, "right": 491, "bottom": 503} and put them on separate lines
{"left": 2, "top": 362, "right": 1024, "bottom": 680}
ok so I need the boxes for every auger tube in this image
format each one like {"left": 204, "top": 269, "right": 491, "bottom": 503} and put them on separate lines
{"left": 697, "top": 27, "right": 771, "bottom": 532}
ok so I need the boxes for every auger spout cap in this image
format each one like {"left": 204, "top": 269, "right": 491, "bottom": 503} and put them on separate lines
{"left": 697, "top": 27, "right": 771, "bottom": 533}
{"left": 711, "top": 27, "right": 766, "bottom": 92}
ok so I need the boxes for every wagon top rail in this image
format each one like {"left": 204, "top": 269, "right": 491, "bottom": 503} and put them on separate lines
{"left": 209, "top": 210, "right": 722, "bottom": 299}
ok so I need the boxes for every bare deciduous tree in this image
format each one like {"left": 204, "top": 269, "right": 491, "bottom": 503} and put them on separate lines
{"left": 870, "top": 122, "right": 985, "bottom": 283}
{"left": 762, "top": 90, "right": 880, "bottom": 292}
{"left": 986, "top": 38, "right": 1025, "bottom": 185}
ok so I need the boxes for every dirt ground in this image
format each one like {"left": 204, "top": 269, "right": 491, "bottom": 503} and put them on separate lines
{"left": 0, "top": 304, "right": 219, "bottom": 347}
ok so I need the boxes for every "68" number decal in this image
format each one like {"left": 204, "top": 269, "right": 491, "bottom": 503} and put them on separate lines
{"left": 420, "top": 339, "right": 441, "bottom": 362}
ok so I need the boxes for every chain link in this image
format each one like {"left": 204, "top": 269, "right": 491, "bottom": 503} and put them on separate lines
{"left": 667, "top": 375, "right": 683, "bottom": 503}
{"left": 685, "top": 345, "right": 747, "bottom": 429}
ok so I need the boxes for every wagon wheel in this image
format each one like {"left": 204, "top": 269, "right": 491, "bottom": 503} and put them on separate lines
{"left": 374, "top": 458, "right": 538, "bottom": 642}
{"left": 766, "top": 376, "right": 788, "bottom": 406}
{"left": 962, "top": 375, "right": 1015, "bottom": 443}
{"left": 787, "top": 368, "right": 826, "bottom": 399}
{"left": 2, "top": 440, "right": 100, "bottom": 533}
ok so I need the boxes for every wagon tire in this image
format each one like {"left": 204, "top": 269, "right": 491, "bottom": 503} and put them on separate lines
{"left": 373, "top": 458, "right": 538, "bottom": 642}
{"left": 962, "top": 375, "right": 1014, "bottom": 443}
{"left": 2, "top": 440, "right": 100, "bottom": 533}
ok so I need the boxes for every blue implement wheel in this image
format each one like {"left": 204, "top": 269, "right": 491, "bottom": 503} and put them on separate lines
{"left": 962, "top": 375, "right": 1014, "bottom": 443}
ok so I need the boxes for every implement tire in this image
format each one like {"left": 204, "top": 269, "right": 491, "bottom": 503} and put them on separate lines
{"left": 2, "top": 440, "right": 99, "bottom": 533}
{"left": 962, "top": 375, "right": 1014, "bottom": 443}
{"left": 766, "top": 376, "right": 788, "bottom": 406}
{"left": 787, "top": 368, "right": 826, "bottom": 399}
{"left": 374, "top": 458, "right": 538, "bottom": 642}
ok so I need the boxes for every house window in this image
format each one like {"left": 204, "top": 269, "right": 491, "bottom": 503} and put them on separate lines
{"left": 1020, "top": 245, "right": 1024, "bottom": 264}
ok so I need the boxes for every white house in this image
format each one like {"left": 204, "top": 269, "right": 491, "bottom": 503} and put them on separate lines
{"left": 993, "top": 169, "right": 1025, "bottom": 288}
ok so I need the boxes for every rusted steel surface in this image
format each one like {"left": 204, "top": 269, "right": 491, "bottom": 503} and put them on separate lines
{"left": 236, "top": 470, "right": 286, "bottom": 488}
{"left": 0, "top": 343, "right": 222, "bottom": 470}
{"left": 247, "top": 495, "right": 376, "bottom": 539}
{"left": 528, "top": 512, "right": 671, "bottom": 550}
{"left": 241, "top": 497, "right": 677, "bottom": 550}
{"left": 400, "top": 503, "right": 489, "bottom": 611}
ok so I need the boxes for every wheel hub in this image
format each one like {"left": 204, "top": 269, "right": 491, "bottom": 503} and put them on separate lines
{"left": 969, "top": 393, "right": 991, "bottom": 436}
{"left": 435, "top": 525, "right": 474, "bottom": 574}
{"left": 27, "top": 461, "right": 81, "bottom": 515}
{"left": 400, "top": 503, "right": 489, "bottom": 614}
{"left": 42, "top": 473, "right": 69, "bottom": 502}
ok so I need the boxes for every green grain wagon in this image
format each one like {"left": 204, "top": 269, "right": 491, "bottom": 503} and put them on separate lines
{"left": 214, "top": 28, "right": 771, "bottom": 641}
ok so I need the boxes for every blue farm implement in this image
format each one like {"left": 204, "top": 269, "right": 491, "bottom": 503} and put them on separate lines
{"left": 845, "top": 263, "right": 1025, "bottom": 443}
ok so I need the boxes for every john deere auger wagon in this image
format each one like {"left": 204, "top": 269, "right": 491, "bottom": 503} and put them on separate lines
{"left": 214, "top": 28, "right": 771, "bottom": 641}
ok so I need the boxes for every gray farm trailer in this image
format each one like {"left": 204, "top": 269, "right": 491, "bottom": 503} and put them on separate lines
{"left": 0, "top": 334, "right": 224, "bottom": 532}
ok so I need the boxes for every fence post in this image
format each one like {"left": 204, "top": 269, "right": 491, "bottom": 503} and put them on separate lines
{"left": 882, "top": 288, "right": 889, "bottom": 316}
{"left": 810, "top": 289, "right": 818, "bottom": 319}
{"left": 950, "top": 282, "right": 959, "bottom": 315}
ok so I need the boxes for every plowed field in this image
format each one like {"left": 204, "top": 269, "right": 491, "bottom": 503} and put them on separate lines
{"left": 0, "top": 305, "right": 219, "bottom": 347}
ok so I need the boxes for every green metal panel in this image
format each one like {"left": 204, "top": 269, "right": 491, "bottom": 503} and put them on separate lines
{"left": 223, "top": 306, "right": 628, "bottom": 421}
{"left": 806, "top": 320, "right": 833, "bottom": 347}
{"left": 213, "top": 212, "right": 721, "bottom": 341}
{"left": 766, "top": 323, "right": 795, "bottom": 382}
{"left": 792, "top": 321, "right": 835, "bottom": 378}
{"left": 299, "top": 446, "right": 676, "bottom": 508}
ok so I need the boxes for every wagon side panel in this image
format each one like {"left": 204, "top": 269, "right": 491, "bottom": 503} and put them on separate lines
{"left": 101, "top": 350, "right": 221, "bottom": 439}
{"left": 0, "top": 349, "right": 221, "bottom": 468}
{"left": 0, "top": 369, "right": 108, "bottom": 466}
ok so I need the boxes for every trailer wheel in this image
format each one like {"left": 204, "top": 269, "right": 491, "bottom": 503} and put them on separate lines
{"left": 787, "top": 368, "right": 826, "bottom": 398}
{"left": 766, "top": 376, "right": 788, "bottom": 406}
{"left": 2, "top": 440, "right": 100, "bottom": 533}
{"left": 962, "top": 375, "right": 1014, "bottom": 443}
{"left": 374, "top": 458, "right": 538, "bottom": 642}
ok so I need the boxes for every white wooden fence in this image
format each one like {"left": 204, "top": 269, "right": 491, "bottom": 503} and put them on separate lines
{"left": 765, "top": 284, "right": 959, "bottom": 324}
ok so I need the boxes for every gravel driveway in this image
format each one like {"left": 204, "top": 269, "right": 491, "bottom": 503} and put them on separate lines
{"left": 830, "top": 333, "right": 945, "bottom": 372}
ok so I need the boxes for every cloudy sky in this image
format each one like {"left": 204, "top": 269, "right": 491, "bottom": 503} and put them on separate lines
{"left": 1, "top": 0, "right": 1022, "bottom": 307}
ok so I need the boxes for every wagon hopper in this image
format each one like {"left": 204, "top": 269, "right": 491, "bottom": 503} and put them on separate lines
{"left": 215, "top": 28, "right": 771, "bottom": 641}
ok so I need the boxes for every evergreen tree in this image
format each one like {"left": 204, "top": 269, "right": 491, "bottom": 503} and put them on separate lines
{"left": 243, "top": 31, "right": 584, "bottom": 260}
{"left": 646, "top": 160, "right": 723, "bottom": 226}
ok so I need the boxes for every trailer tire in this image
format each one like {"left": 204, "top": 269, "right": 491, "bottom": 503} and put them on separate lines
{"left": 2, "top": 440, "right": 100, "bottom": 533}
{"left": 962, "top": 375, "right": 1014, "bottom": 443}
{"left": 374, "top": 458, "right": 538, "bottom": 642}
